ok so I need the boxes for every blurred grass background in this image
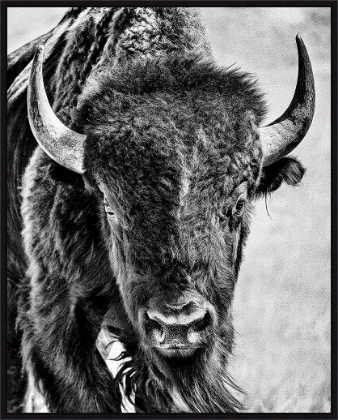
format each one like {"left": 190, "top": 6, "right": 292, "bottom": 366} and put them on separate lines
{"left": 8, "top": 7, "right": 331, "bottom": 413}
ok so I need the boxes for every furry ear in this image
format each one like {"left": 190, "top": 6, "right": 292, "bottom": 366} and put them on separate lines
{"left": 255, "top": 156, "right": 306, "bottom": 197}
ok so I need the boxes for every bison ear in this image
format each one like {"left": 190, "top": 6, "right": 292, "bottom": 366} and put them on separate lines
{"left": 255, "top": 157, "right": 306, "bottom": 197}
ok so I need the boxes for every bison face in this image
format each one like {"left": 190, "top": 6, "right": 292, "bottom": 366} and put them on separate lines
{"left": 81, "top": 76, "right": 264, "bottom": 361}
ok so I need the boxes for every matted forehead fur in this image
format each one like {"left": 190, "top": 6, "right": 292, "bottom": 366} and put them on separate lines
{"left": 78, "top": 53, "right": 266, "bottom": 198}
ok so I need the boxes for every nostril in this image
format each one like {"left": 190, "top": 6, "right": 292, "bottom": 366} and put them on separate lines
{"left": 144, "top": 313, "right": 165, "bottom": 342}
{"left": 144, "top": 313, "right": 160, "bottom": 332}
{"left": 191, "top": 312, "right": 211, "bottom": 332}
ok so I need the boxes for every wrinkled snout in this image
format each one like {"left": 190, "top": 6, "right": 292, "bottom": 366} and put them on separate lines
{"left": 140, "top": 298, "right": 215, "bottom": 357}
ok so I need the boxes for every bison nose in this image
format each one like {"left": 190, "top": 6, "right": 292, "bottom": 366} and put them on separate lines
{"left": 142, "top": 303, "right": 212, "bottom": 354}
{"left": 146, "top": 306, "right": 211, "bottom": 331}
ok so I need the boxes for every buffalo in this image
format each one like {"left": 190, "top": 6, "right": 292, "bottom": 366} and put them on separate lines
{"left": 7, "top": 7, "right": 315, "bottom": 413}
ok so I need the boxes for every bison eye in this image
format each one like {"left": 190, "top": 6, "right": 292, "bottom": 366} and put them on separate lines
{"left": 104, "top": 199, "right": 115, "bottom": 219}
{"left": 219, "top": 195, "right": 247, "bottom": 221}
{"left": 233, "top": 196, "right": 246, "bottom": 217}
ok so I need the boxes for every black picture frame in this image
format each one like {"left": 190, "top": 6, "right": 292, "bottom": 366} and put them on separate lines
{"left": 2, "top": 2, "right": 337, "bottom": 419}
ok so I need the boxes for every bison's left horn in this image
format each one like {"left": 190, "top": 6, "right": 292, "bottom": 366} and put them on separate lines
{"left": 259, "top": 35, "right": 315, "bottom": 166}
{"left": 28, "top": 45, "right": 86, "bottom": 174}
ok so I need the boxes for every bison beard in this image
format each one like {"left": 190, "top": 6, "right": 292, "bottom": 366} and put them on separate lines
{"left": 113, "top": 329, "right": 242, "bottom": 413}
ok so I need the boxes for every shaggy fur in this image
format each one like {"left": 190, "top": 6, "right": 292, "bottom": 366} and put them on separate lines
{"left": 8, "top": 7, "right": 306, "bottom": 413}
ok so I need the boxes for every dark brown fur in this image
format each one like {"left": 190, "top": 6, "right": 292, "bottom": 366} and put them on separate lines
{"left": 8, "top": 7, "right": 305, "bottom": 413}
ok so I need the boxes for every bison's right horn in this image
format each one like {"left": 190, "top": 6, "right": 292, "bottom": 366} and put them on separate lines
{"left": 259, "top": 35, "right": 315, "bottom": 166}
{"left": 28, "top": 45, "right": 86, "bottom": 174}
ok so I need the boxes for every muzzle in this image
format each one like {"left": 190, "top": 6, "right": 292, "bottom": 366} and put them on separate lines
{"left": 139, "top": 295, "right": 216, "bottom": 357}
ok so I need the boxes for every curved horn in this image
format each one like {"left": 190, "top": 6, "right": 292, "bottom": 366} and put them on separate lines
{"left": 27, "top": 45, "right": 86, "bottom": 174}
{"left": 259, "top": 35, "right": 315, "bottom": 166}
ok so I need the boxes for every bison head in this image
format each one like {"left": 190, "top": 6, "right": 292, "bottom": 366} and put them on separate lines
{"left": 27, "top": 37, "right": 314, "bottom": 412}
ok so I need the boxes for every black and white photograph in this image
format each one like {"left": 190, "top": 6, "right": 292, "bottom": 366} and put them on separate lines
{"left": 4, "top": 4, "right": 333, "bottom": 415}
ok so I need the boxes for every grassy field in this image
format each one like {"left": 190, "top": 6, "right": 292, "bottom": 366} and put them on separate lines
{"left": 7, "top": 7, "right": 331, "bottom": 413}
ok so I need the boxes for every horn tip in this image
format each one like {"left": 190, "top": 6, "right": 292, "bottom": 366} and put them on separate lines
{"left": 295, "top": 34, "right": 305, "bottom": 47}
